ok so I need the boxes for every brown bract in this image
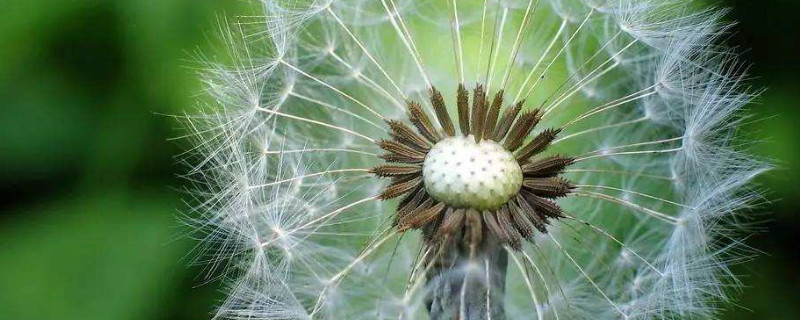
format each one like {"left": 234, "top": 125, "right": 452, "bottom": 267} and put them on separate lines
{"left": 370, "top": 84, "right": 575, "bottom": 249}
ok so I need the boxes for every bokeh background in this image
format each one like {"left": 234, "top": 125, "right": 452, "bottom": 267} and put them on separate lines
{"left": 0, "top": 0, "right": 797, "bottom": 319}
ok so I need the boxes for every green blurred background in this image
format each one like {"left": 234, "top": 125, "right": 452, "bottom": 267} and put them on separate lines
{"left": 0, "top": 0, "right": 796, "bottom": 319}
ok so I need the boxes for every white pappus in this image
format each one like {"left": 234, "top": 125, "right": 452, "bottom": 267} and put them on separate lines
{"left": 181, "top": 0, "right": 769, "bottom": 319}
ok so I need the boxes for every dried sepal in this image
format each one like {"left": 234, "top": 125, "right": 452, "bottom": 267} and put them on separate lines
{"left": 380, "top": 175, "right": 422, "bottom": 199}
{"left": 507, "top": 200, "right": 537, "bottom": 239}
{"left": 515, "top": 194, "right": 548, "bottom": 233}
{"left": 522, "top": 177, "right": 574, "bottom": 198}
{"left": 483, "top": 90, "right": 504, "bottom": 139}
{"left": 504, "top": 110, "right": 541, "bottom": 151}
{"left": 483, "top": 210, "right": 511, "bottom": 246}
{"left": 387, "top": 120, "right": 431, "bottom": 151}
{"left": 370, "top": 165, "right": 422, "bottom": 177}
{"left": 496, "top": 206, "right": 523, "bottom": 249}
{"left": 374, "top": 84, "right": 574, "bottom": 250}
{"left": 407, "top": 101, "right": 440, "bottom": 143}
{"left": 492, "top": 101, "right": 522, "bottom": 141}
{"left": 520, "top": 189, "right": 565, "bottom": 220}
{"left": 471, "top": 85, "right": 487, "bottom": 142}
{"left": 437, "top": 208, "right": 465, "bottom": 241}
{"left": 430, "top": 87, "right": 455, "bottom": 136}
{"left": 379, "top": 140, "right": 425, "bottom": 158}
{"left": 465, "top": 209, "right": 483, "bottom": 245}
{"left": 457, "top": 84, "right": 470, "bottom": 136}
{"left": 396, "top": 186, "right": 428, "bottom": 218}
{"left": 516, "top": 128, "right": 562, "bottom": 162}
{"left": 521, "top": 155, "right": 575, "bottom": 177}
{"left": 398, "top": 201, "right": 446, "bottom": 231}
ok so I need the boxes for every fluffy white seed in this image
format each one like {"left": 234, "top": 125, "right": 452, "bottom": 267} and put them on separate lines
{"left": 183, "top": 0, "right": 769, "bottom": 319}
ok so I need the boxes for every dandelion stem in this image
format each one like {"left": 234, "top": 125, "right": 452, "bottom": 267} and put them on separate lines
{"left": 427, "top": 238, "right": 508, "bottom": 320}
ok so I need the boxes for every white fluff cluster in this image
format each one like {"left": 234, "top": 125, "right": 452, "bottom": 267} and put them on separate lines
{"left": 182, "top": 0, "right": 768, "bottom": 319}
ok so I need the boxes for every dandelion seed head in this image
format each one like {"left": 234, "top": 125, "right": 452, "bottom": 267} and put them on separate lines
{"left": 182, "top": 0, "right": 769, "bottom": 318}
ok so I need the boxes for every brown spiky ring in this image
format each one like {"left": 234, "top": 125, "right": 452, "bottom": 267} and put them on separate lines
{"left": 371, "top": 84, "right": 575, "bottom": 249}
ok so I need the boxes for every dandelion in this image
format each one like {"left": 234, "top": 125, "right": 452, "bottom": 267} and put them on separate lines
{"left": 183, "top": 0, "right": 769, "bottom": 319}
